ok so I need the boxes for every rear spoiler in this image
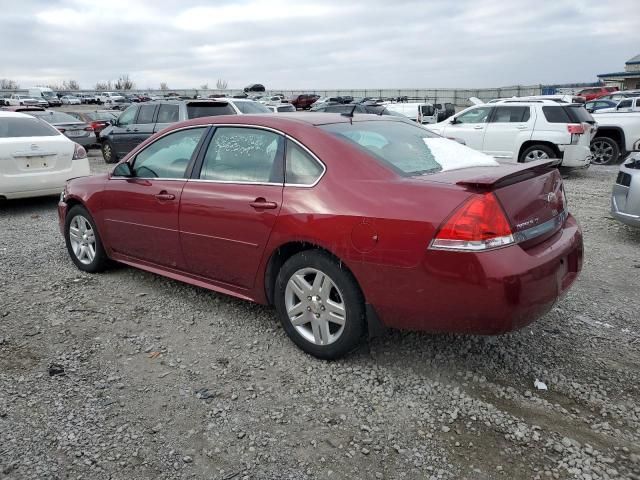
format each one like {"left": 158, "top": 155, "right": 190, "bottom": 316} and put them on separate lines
{"left": 455, "top": 159, "right": 562, "bottom": 189}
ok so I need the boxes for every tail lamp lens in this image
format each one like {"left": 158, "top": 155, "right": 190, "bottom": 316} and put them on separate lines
{"left": 430, "top": 193, "right": 514, "bottom": 251}
{"left": 72, "top": 143, "right": 87, "bottom": 160}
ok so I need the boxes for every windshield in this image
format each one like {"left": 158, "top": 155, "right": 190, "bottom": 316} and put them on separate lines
{"left": 320, "top": 120, "right": 498, "bottom": 175}
{"left": 41, "top": 91, "right": 56, "bottom": 98}
{"left": 29, "top": 111, "right": 82, "bottom": 123}
{"left": 234, "top": 101, "right": 271, "bottom": 114}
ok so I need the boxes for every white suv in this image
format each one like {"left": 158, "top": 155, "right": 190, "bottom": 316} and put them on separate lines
{"left": 426, "top": 100, "right": 596, "bottom": 167}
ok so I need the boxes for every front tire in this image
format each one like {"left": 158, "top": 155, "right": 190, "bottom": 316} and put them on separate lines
{"left": 64, "top": 205, "right": 109, "bottom": 273}
{"left": 519, "top": 144, "right": 556, "bottom": 163}
{"left": 101, "top": 141, "right": 118, "bottom": 164}
{"left": 274, "top": 250, "right": 365, "bottom": 360}
{"left": 590, "top": 137, "right": 620, "bottom": 165}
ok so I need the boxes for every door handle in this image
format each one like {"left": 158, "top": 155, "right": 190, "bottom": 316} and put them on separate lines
{"left": 473, "top": 125, "right": 484, "bottom": 130}
{"left": 154, "top": 191, "right": 175, "bottom": 201}
{"left": 249, "top": 198, "right": 278, "bottom": 209}
{"left": 516, "top": 125, "right": 528, "bottom": 130}
{"left": 125, "top": 128, "right": 139, "bottom": 132}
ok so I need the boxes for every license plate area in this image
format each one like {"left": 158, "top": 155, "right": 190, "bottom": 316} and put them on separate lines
{"left": 18, "top": 155, "right": 54, "bottom": 170}
{"left": 66, "top": 130, "right": 85, "bottom": 137}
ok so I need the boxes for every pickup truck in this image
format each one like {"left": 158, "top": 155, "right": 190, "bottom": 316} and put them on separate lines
{"left": 595, "top": 97, "right": 640, "bottom": 114}
{"left": 590, "top": 111, "right": 640, "bottom": 164}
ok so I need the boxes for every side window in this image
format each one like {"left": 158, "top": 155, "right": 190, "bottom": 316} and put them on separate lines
{"left": 636, "top": 99, "right": 640, "bottom": 108}
{"left": 455, "top": 107, "right": 492, "bottom": 124}
{"left": 618, "top": 100, "right": 632, "bottom": 108}
{"left": 117, "top": 106, "right": 137, "bottom": 126}
{"left": 157, "top": 104, "right": 180, "bottom": 123}
{"left": 490, "top": 106, "right": 530, "bottom": 123}
{"left": 285, "top": 140, "right": 323, "bottom": 185}
{"left": 136, "top": 105, "right": 157, "bottom": 124}
{"left": 199, "top": 127, "right": 284, "bottom": 183}
{"left": 132, "top": 127, "right": 205, "bottom": 179}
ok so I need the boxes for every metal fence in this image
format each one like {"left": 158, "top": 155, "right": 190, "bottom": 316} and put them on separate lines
{"left": 1, "top": 84, "right": 545, "bottom": 108}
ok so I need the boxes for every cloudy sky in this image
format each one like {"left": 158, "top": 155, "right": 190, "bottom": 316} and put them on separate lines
{"left": 1, "top": 0, "right": 639, "bottom": 90}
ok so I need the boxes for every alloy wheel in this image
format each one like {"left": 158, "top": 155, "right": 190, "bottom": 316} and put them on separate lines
{"left": 590, "top": 140, "right": 615, "bottom": 165}
{"left": 69, "top": 215, "right": 96, "bottom": 265}
{"left": 284, "top": 267, "right": 346, "bottom": 346}
{"left": 103, "top": 144, "right": 112, "bottom": 162}
{"left": 524, "top": 150, "right": 550, "bottom": 162}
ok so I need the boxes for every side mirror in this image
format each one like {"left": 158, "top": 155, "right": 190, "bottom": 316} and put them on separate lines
{"left": 112, "top": 162, "right": 133, "bottom": 177}
{"left": 450, "top": 117, "right": 458, "bottom": 124}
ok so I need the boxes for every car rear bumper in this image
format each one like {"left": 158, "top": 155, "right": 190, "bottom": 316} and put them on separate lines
{"left": 356, "top": 214, "right": 583, "bottom": 334}
{"left": 0, "top": 160, "right": 90, "bottom": 200}
{"left": 558, "top": 144, "right": 591, "bottom": 168}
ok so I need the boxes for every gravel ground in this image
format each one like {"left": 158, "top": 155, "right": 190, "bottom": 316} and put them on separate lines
{"left": 1, "top": 154, "right": 639, "bottom": 480}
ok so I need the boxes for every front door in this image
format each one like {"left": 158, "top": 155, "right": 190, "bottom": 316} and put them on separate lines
{"left": 101, "top": 126, "right": 208, "bottom": 268}
{"left": 443, "top": 106, "right": 493, "bottom": 151}
{"left": 109, "top": 105, "right": 138, "bottom": 158}
{"left": 179, "top": 126, "right": 285, "bottom": 289}
{"left": 127, "top": 104, "right": 158, "bottom": 151}
{"left": 483, "top": 106, "right": 534, "bottom": 160}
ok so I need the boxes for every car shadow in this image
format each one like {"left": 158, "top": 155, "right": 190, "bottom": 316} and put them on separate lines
{"left": 0, "top": 195, "right": 60, "bottom": 213}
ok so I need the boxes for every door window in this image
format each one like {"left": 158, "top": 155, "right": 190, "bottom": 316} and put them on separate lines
{"left": 117, "top": 106, "right": 137, "bottom": 126}
{"left": 285, "top": 140, "right": 324, "bottom": 185}
{"left": 199, "top": 127, "right": 284, "bottom": 183}
{"left": 455, "top": 107, "right": 492, "bottom": 124}
{"left": 132, "top": 127, "right": 206, "bottom": 179}
{"left": 157, "top": 104, "right": 180, "bottom": 123}
{"left": 636, "top": 99, "right": 640, "bottom": 108}
{"left": 618, "top": 99, "right": 632, "bottom": 109}
{"left": 490, "top": 106, "right": 530, "bottom": 123}
{"left": 136, "top": 105, "right": 157, "bottom": 124}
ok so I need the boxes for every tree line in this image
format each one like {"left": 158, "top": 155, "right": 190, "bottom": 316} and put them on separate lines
{"left": 1, "top": 75, "right": 230, "bottom": 91}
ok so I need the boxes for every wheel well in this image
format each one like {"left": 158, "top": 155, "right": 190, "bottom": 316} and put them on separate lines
{"left": 593, "top": 128, "right": 624, "bottom": 152}
{"left": 517, "top": 141, "right": 561, "bottom": 162}
{"left": 64, "top": 198, "right": 84, "bottom": 215}
{"left": 264, "top": 242, "right": 354, "bottom": 306}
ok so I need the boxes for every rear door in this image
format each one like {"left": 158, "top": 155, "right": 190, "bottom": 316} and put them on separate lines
{"left": 443, "top": 106, "right": 493, "bottom": 151}
{"left": 101, "top": 126, "right": 207, "bottom": 268}
{"left": 179, "top": 126, "right": 284, "bottom": 289}
{"left": 483, "top": 106, "right": 533, "bottom": 160}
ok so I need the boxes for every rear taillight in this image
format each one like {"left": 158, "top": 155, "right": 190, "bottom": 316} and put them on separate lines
{"left": 430, "top": 193, "right": 514, "bottom": 251}
{"left": 567, "top": 123, "right": 584, "bottom": 134}
{"left": 84, "top": 126, "right": 94, "bottom": 131}
{"left": 72, "top": 143, "right": 87, "bottom": 160}
{"left": 57, "top": 127, "right": 66, "bottom": 133}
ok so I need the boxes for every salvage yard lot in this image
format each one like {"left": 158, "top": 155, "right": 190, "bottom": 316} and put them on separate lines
{"left": 1, "top": 159, "right": 639, "bottom": 479}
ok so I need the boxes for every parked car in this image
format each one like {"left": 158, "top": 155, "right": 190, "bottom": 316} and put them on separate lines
{"left": 26, "top": 110, "right": 97, "bottom": 148}
{"left": 266, "top": 104, "right": 297, "bottom": 113}
{"left": 577, "top": 86, "right": 618, "bottom": 101}
{"left": 99, "top": 99, "right": 271, "bottom": 162}
{"left": 587, "top": 112, "right": 640, "bottom": 165}
{"left": 611, "top": 153, "right": 640, "bottom": 227}
{"left": 0, "top": 111, "right": 90, "bottom": 199}
{"left": 77, "top": 93, "right": 97, "bottom": 104}
{"left": 0, "top": 94, "right": 11, "bottom": 106}
{"left": 311, "top": 96, "right": 346, "bottom": 109}
{"left": 58, "top": 113, "right": 583, "bottom": 359}
{"left": 426, "top": 100, "right": 595, "bottom": 167}
{"left": 435, "top": 103, "right": 456, "bottom": 121}
{"left": 310, "top": 102, "right": 407, "bottom": 118}
{"left": 289, "top": 94, "right": 320, "bottom": 110}
{"left": 243, "top": 83, "right": 266, "bottom": 93}
{"left": 28, "top": 87, "right": 62, "bottom": 107}
{"left": 66, "top": 110, "right": 119, "bottom": 140}
{"left": 595, "top": 97, "right": 640, "bottom": 113}
{"left": 0, "top": 106, "right": 45, "bottom": 113}
{"left": 61, "top": 95, "right": 82, "bottom": 105}
{"left": 96, "top": 91, "right": 126, "bottom": 106}
{"left": 385, "top": 102, "right": 439, "bottom": 124}
{"left": 124, "top": 94, "right": 141, "bottom": 103}
{"left": 8, "top": 94, "right": 41, "bottom": 107}
{"left": 598, "top": 90, "right": 640, "bottom": 102}
{"left": 585, "top": 99, "right": 618, "bottom": 113}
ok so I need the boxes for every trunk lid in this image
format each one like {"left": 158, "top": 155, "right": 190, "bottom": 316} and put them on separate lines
{"left": 423, "top": 160, "right": 567, "bottom": 247}
{"left": 1, "top": 136, "right": 74, "bottom": 175}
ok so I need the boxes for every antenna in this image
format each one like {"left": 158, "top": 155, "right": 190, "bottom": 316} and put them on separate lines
{"left": 340, "top": 104, "right": 358, "bottom": 123}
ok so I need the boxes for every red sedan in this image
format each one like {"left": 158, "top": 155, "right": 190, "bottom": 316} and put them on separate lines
{"left": 58, "top": 113, "right": 583, "bottom": 359}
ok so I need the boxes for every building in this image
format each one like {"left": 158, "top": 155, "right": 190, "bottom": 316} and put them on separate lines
{"left": 598, "top": 54, "right": 640, "bottom": 90}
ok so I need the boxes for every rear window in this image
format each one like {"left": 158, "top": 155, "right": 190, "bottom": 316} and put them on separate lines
{"left": 277, "top": 105, "right": 296, "bottom": 112}
{"left": 565, "top": 106, "right": 595, "bottom": 124}
{"left": 29, "top": 111, "right": 81, "bottom": 123}
{"left": 542, "top": 106, "right": 594, "bottom": 124}
{"left": 0, "top": 117, "right": 60, "bottom": 138}
{"left": 320, "top": 120, "right": 498, "bottom": 175}
{"left": 234, "top": 101, "right": 271, "bottom": 114}
{"left": 542, "top": 107, "right": 571, "bottom": 123}
{"left": 186, "top": 102, "right": 235, "bottom": 118}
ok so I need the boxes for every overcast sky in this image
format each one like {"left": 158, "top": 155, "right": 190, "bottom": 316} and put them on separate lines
{"left": 1, "top": 0, "right": 639, "bottom": 90}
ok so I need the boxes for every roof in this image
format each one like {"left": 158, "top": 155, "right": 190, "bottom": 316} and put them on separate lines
{"left": 626, "top": 54, "right": 640, "bottom": 65}
{"left": 598, "top": 71, "right": 640, "bottom": 78}
{"left": 0, "top": 111, "right": 34, "bottom": 118}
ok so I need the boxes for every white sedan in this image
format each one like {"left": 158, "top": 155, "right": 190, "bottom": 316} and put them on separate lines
{"left": 0, "top": 111, "right": 91, "bottom": 199}
{"left": 60, "top": 95, "right": 82, "bottom": 105}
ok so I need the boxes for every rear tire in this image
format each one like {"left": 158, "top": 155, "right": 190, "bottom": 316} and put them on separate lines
{"left": 274, "top": 250, "right": 365, "bottom": 360}
{"left": 590, "top": 137, "right": 620, "bottom": 165}
{"left": 64, "top": 205, "right": 109, "bottom": 273}
{"left": 102, "top": 141, "right": 118, "bottom": 164}
{"left": 519, "top": 144, "right": 556, "bottom": 163}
